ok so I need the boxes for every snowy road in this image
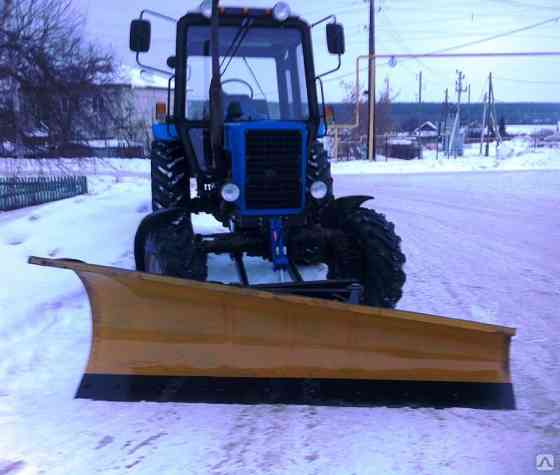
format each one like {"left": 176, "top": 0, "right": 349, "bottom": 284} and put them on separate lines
{"left": 1, "top": 170, "right": 559, "bottom": 475}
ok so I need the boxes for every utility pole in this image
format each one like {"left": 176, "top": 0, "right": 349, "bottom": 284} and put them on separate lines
{"left": 417, "top": 71, "right": 423, "bottom": 104}
{"left": 489, "top": 73, "right": 501, "bottom": 148}
{"left": 485, "top": 76, "right": 492, "bottom": 156}
{"left": 482, "top": 72, "right": 501, "bottom": 157}
{"left": 366, "top": 0, "right": 376, "bottom": 161}
{"left": 480, "top": 91, "right": 489, "bottom": 156}
{"left": 455, "top": 70, "right": 467, "bottom": 115}
{"left": 467, "top": 83, "right": 471, "bottom": 105}
{"left": 449, "top": 71, "right": 467, "bottom": 158}
{"left": 442, "top": 88, "right": 449, "bottom": 158}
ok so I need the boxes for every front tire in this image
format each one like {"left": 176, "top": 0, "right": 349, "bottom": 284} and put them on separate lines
{"left": 326, "top": 207, "right": 406, "bottom": 308}
{"left": 135, "top": 209, "right": 207, "bottom": 281}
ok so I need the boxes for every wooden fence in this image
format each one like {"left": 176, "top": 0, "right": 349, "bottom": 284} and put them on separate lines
{"left": 0, "top": 176, "right": 88, "bottom": 211}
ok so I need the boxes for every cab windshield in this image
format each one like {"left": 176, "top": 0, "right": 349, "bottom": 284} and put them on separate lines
{"left": 185, "top": 25, "right": 309, "bottom": 121}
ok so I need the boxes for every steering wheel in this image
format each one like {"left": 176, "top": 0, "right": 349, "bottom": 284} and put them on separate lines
{"left": 221, "top": 78, "right": 254, "bottom": 99}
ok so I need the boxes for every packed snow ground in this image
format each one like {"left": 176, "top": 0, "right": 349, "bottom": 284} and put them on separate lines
{"left": 1, "top": 153, "right": 560, "bottom": 474}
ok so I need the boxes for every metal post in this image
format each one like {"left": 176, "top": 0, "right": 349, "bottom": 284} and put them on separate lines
{"left": 488, "top": 72, "right": 501, "bottom": 150}
{"left": 485, "top": 73, "right": 492, "bottom": 157}
{"left": 384, "top": 134, "right": 388, "bottom": 161}
{"left": 480, "top": 92, "right": 488, "bottom": 156}
{"left": 455, "top": 70, "right": 466, "bottom": 121}
{"left": 453, "top": 70, "right": 467, "bottom": 158}
{"left": 443, "top": 88, "right": 449, "bottom": 158}
{"left": 367, "top": 0, "right": 376, "bottom": 161}
{"left": 333, "top": 127, "right": 339, "bottom": 162}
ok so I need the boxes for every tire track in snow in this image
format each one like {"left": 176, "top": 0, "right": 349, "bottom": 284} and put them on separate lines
{"left": 210, "top": 406, "right": 261, "bottom": 474}
{"left": 206, "top": 404, "right": 324, "bottom": 474}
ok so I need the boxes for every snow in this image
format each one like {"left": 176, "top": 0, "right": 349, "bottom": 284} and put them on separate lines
{"left": 1, "top": 152, "right": 560, "bottom": 474}
{"left": 86, "top": 139, "right": 142, "bottom": 149}
{"left": 331, "top": 139, "right": 560, "bottom": 175}
{"left": 116, "top": 65, "right": 170, "bottom": 89}
{"left": 0, "top": 157, "right": 150, "bottom": 178}
{"left": 506, "top": 124, "right": 558, "bottom": 136}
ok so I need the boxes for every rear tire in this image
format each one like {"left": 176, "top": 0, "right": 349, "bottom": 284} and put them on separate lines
{"left": 151, "top": 140, "right": 189, "bottom": 211}
{"left": 135, "top": 209, "right": 207, "bottom": 281}
{"left": 326, "top": 207, "right": 406, "bottom": 308}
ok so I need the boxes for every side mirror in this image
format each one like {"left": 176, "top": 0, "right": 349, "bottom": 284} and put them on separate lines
{"left": 326, "top": 23, "right": 345, "bottom": 55}
{"left": 130, "top": 19, "right": 151, "bottom": 53}
{"left": 167, "top": 56, "right": 176, "bottom": 69}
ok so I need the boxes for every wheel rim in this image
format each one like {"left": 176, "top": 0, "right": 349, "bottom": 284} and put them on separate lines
{"left": 144, "top": 235, "right": 163, "bottom": 274}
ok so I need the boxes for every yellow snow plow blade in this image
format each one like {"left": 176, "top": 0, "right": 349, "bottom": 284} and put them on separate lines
{"left": 29, "top": 257, "right": 515, "bottom": 409}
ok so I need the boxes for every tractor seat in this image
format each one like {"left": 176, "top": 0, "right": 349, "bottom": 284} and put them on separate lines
{"left": 224, "top": 95, "right": 257, "bottom": 121}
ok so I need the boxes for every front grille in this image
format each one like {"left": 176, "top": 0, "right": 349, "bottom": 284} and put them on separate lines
{"left": 245, "top": 129, "right": 303, "bottom": 210}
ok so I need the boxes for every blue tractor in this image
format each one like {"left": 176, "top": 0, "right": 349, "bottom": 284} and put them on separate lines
{"left": 130, "top": 1, "right": 406, "bottom": 307}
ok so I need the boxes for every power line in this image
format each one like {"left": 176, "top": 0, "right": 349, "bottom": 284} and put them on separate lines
{"left": 323, "top": 14, "right": 560, "bottom": 84}
{"left": 428, "top": 15, "right": 560, "bottom": 54}
{"left": 380, "top": 9, "right": 439, "bottom": 74}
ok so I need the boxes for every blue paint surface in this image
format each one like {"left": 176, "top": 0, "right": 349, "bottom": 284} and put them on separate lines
{"left": 224, "top": 121, "right": 308, "bottom": 217}
{"left": 269, "top": 217, "right": 289, "bottom": 270}
{"left": 152, "top": 120, "right": 308, "bottom": 217}
{"left": 152, "top": 123, "right": 178, "bottom": 141}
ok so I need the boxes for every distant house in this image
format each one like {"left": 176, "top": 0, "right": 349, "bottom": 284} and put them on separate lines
{"left": 119, "top": 66, "right": 174, "bottom": 125}
{"left": 1, "top": 66, "right": 172, "bottom": 158}
{"left": 54, "top": 68, "right": 172, "bottom": 157}
{"left": 413, "top": 121, "right": 438, "bottom": 137}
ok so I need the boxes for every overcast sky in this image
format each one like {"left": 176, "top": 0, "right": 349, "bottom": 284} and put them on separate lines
{"left": 74, "top": 0, "right": 560, "bottom": 102}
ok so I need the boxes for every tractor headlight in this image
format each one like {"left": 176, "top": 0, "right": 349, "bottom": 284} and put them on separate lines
{"left": 199, "top": 0, "right": 212, "bottom": 18}
{"left": 310, "top": 181, "right": 328, "bottom": 200}
{"left": 221, "top": 183, "right": 240, "bottom": 202}
{"left": 273, "top": 2, "right": 291, "bottom": 22}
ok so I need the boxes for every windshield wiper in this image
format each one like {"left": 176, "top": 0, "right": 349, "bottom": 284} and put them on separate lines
{"left": 219, "top": 19, "right": 247, "bottom": 69}
{"left": 220, "top": 18, "right": 253, "bottom": 76}
{"left": 243, "top": 57, "right": 267, "bottom": 100}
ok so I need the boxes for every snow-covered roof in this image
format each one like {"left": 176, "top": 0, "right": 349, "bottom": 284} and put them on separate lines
{"left": 86, "top": 139, "right": 143, "bottom": 148}
{"left": 415, "top": 121, "right": 437, "bottom": 132}
{"left": 113, "top": 65, "right": 171, "bottom": 89}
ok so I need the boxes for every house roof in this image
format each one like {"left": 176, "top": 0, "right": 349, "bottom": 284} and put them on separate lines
{"left": 104, "top": 65, "right": 170, "bottom": 90}
{"left": 416, "top": 121, "right": 437, "bottom": 131}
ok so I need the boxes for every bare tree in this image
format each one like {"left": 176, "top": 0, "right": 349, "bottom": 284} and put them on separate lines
{"left": 0, "top": 0, "right": 116, "bottom": 156}
{"left": 105, "top": 87, "right": 151, "bottom": 155}
{"left": 334, "top": 77, "right": 397, "bottom": 159}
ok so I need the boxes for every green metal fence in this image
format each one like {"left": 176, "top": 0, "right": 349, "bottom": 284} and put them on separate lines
{"left": 0, "top": 176, "right": 88, "bottom": 211}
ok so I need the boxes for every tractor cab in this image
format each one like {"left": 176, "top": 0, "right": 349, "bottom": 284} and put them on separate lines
{"left": 177, "top": 12, "right": 317, "bottom": 209}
